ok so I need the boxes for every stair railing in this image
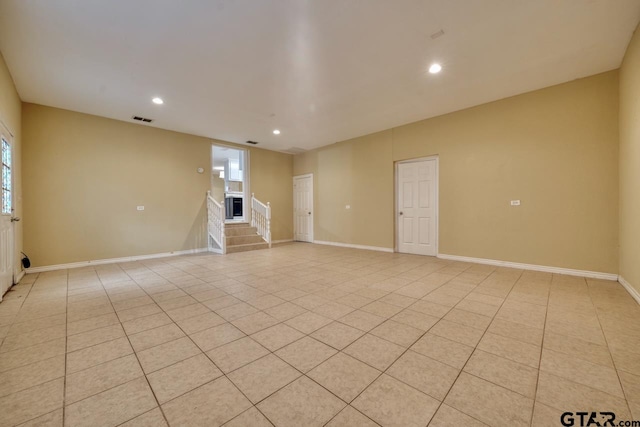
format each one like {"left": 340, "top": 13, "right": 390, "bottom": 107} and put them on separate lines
{"left": 207, "top": 191, "right": 226, "bottom": 254}
{"left": 251, "top": 193, "right": 272, "bottom": 248}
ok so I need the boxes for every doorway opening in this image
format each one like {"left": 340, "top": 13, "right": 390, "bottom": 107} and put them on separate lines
{"left": 395, "top": 156, "right": 439, "bottom": 256}
{"left": 211, "top": 145, "right": 249, "bottom": 223}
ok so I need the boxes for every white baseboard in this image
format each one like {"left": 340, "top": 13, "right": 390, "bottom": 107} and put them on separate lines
{"left": 437, "top": 253, "right": 618, "bottom": 281}
{"left": 15, "top": 270, "right": 25, "bottom": 283}
{"left": 618, "top": 276, "right": 640, "bottom": 305}
{"left": 313, "top": 240, "right": 394, "bottom": 253}
{"left": 273, "top": 239, "right": 294, "bottom": 244}
{"left": 26, "top": 248, "right": 210, "bottom": 273}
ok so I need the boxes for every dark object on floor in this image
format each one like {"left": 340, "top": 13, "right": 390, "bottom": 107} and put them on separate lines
{"left": 21, "top": 252, "right": 30, "bottom": 269}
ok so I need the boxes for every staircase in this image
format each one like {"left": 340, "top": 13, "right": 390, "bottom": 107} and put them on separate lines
{"left": 206, "top": 191, "right": 272, "bottom": 255}
{"left": 225, "top": 223, "right": 269, "bottom": 253}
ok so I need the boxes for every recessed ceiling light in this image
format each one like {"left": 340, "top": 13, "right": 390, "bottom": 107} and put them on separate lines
{"left": 152, "top": 97, "right": 164, "bottom": 105}
{"left": 273, "top": 129, "right": 281, "bottom": 135}
{"left": 428, "top": 63, "right": 442, "bottom": 74}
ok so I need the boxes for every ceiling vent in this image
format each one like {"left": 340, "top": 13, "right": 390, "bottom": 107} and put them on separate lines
{"left": 132, "top": 115, "right": 153, "bottom": 123}
{"left": 246, "top": 140, "right": 259, "bottom": 145}
{"left": 284, "top": 147, "right": 306, "bottom": 155}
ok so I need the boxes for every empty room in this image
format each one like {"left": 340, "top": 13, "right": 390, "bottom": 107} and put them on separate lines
{"left": 1, "top": 1, "right": 640, "bottom": 426}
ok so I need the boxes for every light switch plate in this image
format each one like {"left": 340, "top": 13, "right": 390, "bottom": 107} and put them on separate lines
{"left": 137, "top": 206, "right": 145, "bottom": 211}
{"left": 345, "top": 205, "right": 351, "bottom": 209}
{"left": 510, "top": 200, "right": 521, "bottom": 206}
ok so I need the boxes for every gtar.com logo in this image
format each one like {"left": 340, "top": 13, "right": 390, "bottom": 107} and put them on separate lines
{"left": 560, "top": 412, "right": 616, "bottom": 427}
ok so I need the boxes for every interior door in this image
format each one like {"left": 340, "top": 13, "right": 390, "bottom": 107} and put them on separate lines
{"left": 397, "top": 159, "right": 437, "bottom": 256}
{"left": 293, "top": 175, "right": 313, "bottom": 242}
{"left": 1, "top": 133, "right": 15, "bottom": 300}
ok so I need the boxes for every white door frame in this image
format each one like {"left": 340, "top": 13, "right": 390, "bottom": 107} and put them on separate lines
{"left": 293, "top": 173, "right": 314, "bottom": 242}
{"left": 395, "top": 156, "right": 439, "bottom": 255}
{"left": 0, "top": 121, "right": 15, "bottom": 300}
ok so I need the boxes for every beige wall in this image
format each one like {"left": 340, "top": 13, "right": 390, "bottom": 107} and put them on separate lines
{"left": 295, "top": 71, "right": 619, "bottom": 274}
{"left": 0, "top": 52, "right": 23, "bottom": 279}
{"left": 23, "top": 104, "right": 293, "bottom": 267}
{"left": 620, "top": 25, "right": 640, "bottom": 291}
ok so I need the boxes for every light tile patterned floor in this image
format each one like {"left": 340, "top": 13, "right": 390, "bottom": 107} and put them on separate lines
{"left": 0, "top": 242, "right": 639, "bottom": 426}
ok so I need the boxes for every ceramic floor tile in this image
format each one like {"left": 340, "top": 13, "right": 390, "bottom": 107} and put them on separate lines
{"left": 66, "top": 323, "right": 125, "bottom": 352}
{"left": 223, "top": 407, "right": 273, "bottom": 427}
{"left": 0, "top": 324, "right": 66, "bottom": 353}
{"left": 166, "top": 302, "right": 211, "bottom": 322}
{"left": 310, "top": 322, "right": 364, "bottom": 350}
{"left": 338, "top": 310, "right": 386, "bottom": 332}
{"left": 264, "top": 301, "right": 308, "bottom": 321}
{"left": 147, "top": 353, "right": 222, "bottom": 403}
{"left": 536, "top": 371, "right": 631, "bottom": 417}
{"left": 325, "top": 406, "right": 378, "bottom": 427}
{"left": 543, "top": 330, "right": 613, "bottom": 367}
{"left": 540, "top": 348, "right": 624, "bottom": 398}
{"left": 284, "top": 311, "right": 333, "bottom": 334}
{"left": 444, "top": 372, "right": 533, "bottom": 427}
{"left": 66, "top": 336, "right": 133, "bottom": 374}
{"left": 476, "top": 332, "right": 541, "bottom": 368}
{"left": 443, "top": 308, "right": 492, "bottom": 331}
{"left": 228, "top": 354, "right": 301, "bottom": 403}
{"left": 387, "top": 350, "right": 459, "bottom": 400}
{"left": 119, "top": 408, "right": 168, "bottom": 427}
{"left": 161, "top": 377, "right": 252, "bottom": 427}
{"left": 410, "top": 333, "right": 474, "bottom": 369}
{"left": 190, "top": 323, "right": 245, "bottom": 351}
{"left": 530, "top": 402, "right": 565, "bottom": 427}
{"left": 275, "top": 336, "right": 337, "bottom": 373}
{"left": 136, "top": 336, "right": 201, "bottom": 374}
{"left": 251, "top": 323, "right": 305, "bottom": 351}
{"left": 0, "top": 355, "right": 65, "bottom": 398}
{"left": 370, "top": 320, "right": 424, "bottom": 347}
{"left": 231, "top": 311, "right": 279, "bottom": 335}
{"left": 308, "top": 352, "right": 381, "bottom": 403}
{"left": 216, "top": 302, "right": 259, "bottom": 321}
{"left": 0, "top": 378, "right": 64, "bottom": 427}
{"left": 352, "top": 374, "right": 439, "bottom": 427}
{"left": 15, "top": 408, "right": 64, "bottom": 427}
{"left": 206, "top": 336, "right": 269, "bottom": 373}
{"left": 485, "top": 318, "right": 543, "bottom": 346}
{"left": 65, "top": 377, "right": 157, "bottom": 427}
{"left": 257, "top": 376, "right": 346, "bottom": 427}
{"left": 429, "top": 319, "right": 484, "bottom": 347}
{"left": 128, "top": 323, "right": 186, "bottom": 352}
{"left": 429, "top": 404, "right": 488, "bottom": 427}
{"left": 174, "top": 311, "right": 226, "bottom": 334}
{"left": 65, "top": 354, "right": 143, "bottom": 404}
{"left": 344, "top": 334, "right": 405, "bottom": 371}
{"left": 122, "top": 312, "right": 173, "bottom": 335}
{"left": 464, "top": 350, "right": 538, "bottom": 398}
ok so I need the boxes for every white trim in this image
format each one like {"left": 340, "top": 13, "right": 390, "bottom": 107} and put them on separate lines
{"left": 437, "top": 253, "right": 617, "bottom": 281}
{"left": 313, "top": 240, "right": 394, "bottom": 253}
{"left": 395, "top": 155, "right": 439, "bottom": 256}
{"left": 293, "top": 174, "right": 314, "bottom": 243}
{"left": 26, "top": 248, "right": 210, "bottom": 273}
{"left": 15, "top": 270, "right": 25, "bottom": 283}
{"left": 273, "top": 239, "right": 294, "bottom": 244}
{"left": 619, "top": 276, "right": 640, "bottom": 305}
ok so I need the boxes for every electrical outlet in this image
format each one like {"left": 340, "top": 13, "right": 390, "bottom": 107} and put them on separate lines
{"left": 510, "top": 200, "right": 521, "bottom": 206}
{"left": 345, "top": 205, "right": 351, "bottom": 209}
{"left": 137, "top": 206, "right": 145, "bottom": 211}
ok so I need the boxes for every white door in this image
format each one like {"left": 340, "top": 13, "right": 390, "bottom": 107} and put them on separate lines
{"left": 1, "top": 132, "right": 15, "bottom": 300}
{"left": 293, "top": 175, "right": 313, "bottom": 242}
{"left": 397, "top": 158, "right": 438, "bottom": 256}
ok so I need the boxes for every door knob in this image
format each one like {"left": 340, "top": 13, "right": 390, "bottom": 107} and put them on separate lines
{"left": 399, "top": 212, "right": 403, "bottom": 215}
{"left": 308, "top": 212, "right": 311, "bottom": 215}
{"left": 11, "top": 217, "right": 20, "bottom": 222}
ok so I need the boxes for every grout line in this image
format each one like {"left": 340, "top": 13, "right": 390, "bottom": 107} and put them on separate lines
{"left": 585, "top": 277, "right": 635, "bottom": 417}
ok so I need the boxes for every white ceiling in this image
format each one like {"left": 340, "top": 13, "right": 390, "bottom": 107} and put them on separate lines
{"left": 1, "top": 1, "right": 639, "bottom": 153}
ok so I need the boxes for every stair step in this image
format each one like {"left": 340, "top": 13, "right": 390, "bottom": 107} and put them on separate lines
{"left": 225, "top": 226, "right": 258, "bottom": 237}
{"left": 226, "top": 234, "right": 265, "bottom": 246}
{"left": 224, "top": 222, "right": 250, "bottom": 228}
{"left": 226, "top": 242, "right": 269, "bottom": 254}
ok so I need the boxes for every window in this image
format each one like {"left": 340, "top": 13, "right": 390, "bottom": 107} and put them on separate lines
{"left": 1, "top": 137, "right": 11, "bottom": 215}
